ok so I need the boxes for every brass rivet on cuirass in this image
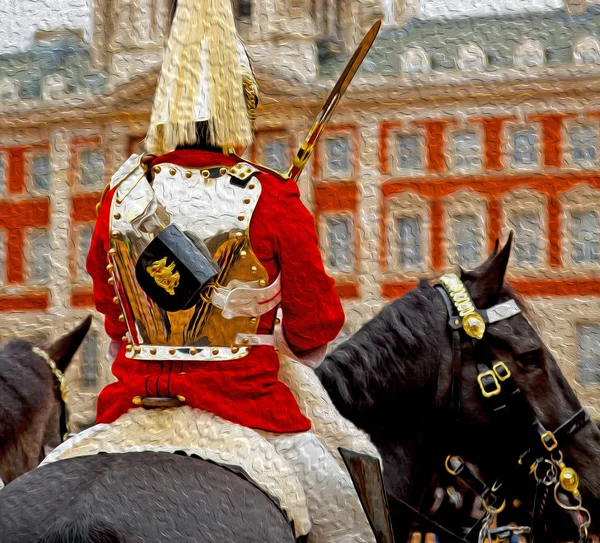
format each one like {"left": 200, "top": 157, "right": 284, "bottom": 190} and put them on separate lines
{"left": 231, "top": 346, "right": 239, "bottom": 354}
{"left": 190, "top": 348, "right": 198, "bottom": 355}
{"left": 122, "top": 335, "right": 128, "bottom": 342}
{"left": 249, "top": 318, "right": 257, "bottom": 325}
{"left": 169, "top": 348, "right": 176, "bottom": 355}
{"left": 240, "top": 250, "right": 247, "bottom": 257}
{"left": 219, "top": 167, "right": 226, "bottom": 175}
{"left": 132, "top": 396, "right": 142, "bottom": 405}
{"left": 134, "top": 346, "right": 141, "bottom": 354}
{"left": 126, "top": 344, "right": 133, "bottom": 352}
{"left": 118, "top": 315, "right": 125, "bottom": 322}
{"left": 259, "top": 279, "right": 266, "bottom": 287}
{"left": 242, "top": 337, "right": 250, "bottom": 344}
{"left": 243, "top": 198, "right": 251, "bottom": 204}
{"left": 238, "top": 215, "right": 245, "bottom": 221}
{"left": 109, "top": 248, "right": 117, "bottom": 256}
{"left": 108, "top": 277, "right": 115, "bottom": 285}
{"left": 275, "top": 318, "right": 281, "bottom": 325}
{"left": 111, "top": 231, "right": 121, "bottom": 239}
{"left": 177, "top": 396, "right": 186, "bottom": 403}
{"left": 150, "top": 348, "right": 157, "bottom": 355}
{"left": 170, "top": 168, "right": 176, "bottom": 176}
{"left": 107, "top": 264, "right": 114, "bottom": 271}
{"left": 248, "top": 184, "right": 255, "bottom": 189}
{"left": 113, "top": 213, "right": 121, "bottom": 220}
{"left": 212, "top": 348, "right": 220, "bottom": 355}
{"left": 113, "top": 296, "right": 119, "bottom": 304}
{"left": 153, "top": 166, "right": 161, "bottom": 173}
{"left": 202, "top": 170, "right": 210, "bottom": 178}
{"left": 251, "top": 266, "right": 257, "bottom": 272}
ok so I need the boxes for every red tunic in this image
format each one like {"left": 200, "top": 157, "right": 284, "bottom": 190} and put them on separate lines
{"left": 88, "top": 149, "right": 345, "bottom": 433}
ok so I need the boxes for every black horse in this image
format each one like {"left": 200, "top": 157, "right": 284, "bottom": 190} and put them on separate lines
{"left": 0, "top": 238, "right": 598, "bottom": 543}
{"left": 0, "top": 317, "right": 91, "bottom": 485}
{"left": 317, "top": 236, "right": 600, "bottom": 542}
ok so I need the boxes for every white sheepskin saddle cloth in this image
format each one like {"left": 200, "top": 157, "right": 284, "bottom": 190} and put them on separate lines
{"left": 41, "top": 406, "right": 312, "bottom": 537}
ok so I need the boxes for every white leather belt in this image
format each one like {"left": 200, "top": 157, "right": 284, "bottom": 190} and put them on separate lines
{"left": 235, "top": 333, "right": 276, "bottom": 346}
{"left": 211, "top": 274, "right": 282, "bottom": 319}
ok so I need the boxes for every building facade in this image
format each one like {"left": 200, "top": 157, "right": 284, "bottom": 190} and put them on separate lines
{"left": 0, "top": 0, "right": 598, "bottom": 429}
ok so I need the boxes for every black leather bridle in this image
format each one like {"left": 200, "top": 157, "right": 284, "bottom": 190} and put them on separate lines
{"left": 390, "top": 275, "right": 593, "bottom": 543}
{"left": 432, "top": 276, "right": 592, "bottom": 543}
{"left": 32, "top": 347, "right": 70, "bottom": 444}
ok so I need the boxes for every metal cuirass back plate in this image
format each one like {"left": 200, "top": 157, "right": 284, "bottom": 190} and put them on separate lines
{"left": 108, "top": 160, "right": 269, "bottom": 362}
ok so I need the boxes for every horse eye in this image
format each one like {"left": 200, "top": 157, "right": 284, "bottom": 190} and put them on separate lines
{"left": 518, "top": 351, "right": 543, "bottom": 368}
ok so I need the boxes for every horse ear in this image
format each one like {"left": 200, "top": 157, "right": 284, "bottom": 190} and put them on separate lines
{"left": 491, "top": 238, "right": 500, "bottom": 257}
{"left": 463, "top": 232, "right": 513, "bottom": 308}
{"left": 45, "top": 316, "right": 93, "bottom": 373}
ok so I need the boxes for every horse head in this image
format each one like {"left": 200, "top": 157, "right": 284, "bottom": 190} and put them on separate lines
{"left": 0, "top": 316, "right": 92, "bottom": 485}
{"left": 318, "top": 236, "right": 599, "bottom": 542}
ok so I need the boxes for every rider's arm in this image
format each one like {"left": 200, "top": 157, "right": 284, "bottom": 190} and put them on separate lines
{"left": 86, "top": 186, "right": 128, "bottom": 343}
{"left": 273, "top": 181, "right": 345, "bottom": 368}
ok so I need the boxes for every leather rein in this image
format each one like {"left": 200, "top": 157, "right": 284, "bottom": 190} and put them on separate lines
{"left": 392, "top": 274, "right": 593, "bottom": 543}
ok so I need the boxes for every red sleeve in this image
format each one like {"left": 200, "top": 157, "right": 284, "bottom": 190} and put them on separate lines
{"left": 86, "top": 187, "right": 127, "bottom": 342}
{"left": 273, "top": 181, "right": 345, "bottom": 354}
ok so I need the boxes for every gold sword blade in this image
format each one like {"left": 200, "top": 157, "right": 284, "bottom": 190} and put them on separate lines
{"left": 286, "top": 20, "right": 382, "bottom": 183}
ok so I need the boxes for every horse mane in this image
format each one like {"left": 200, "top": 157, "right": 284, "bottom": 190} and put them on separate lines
{"left": 318, "top": 280, "right": 444, "bottom": 437}
{"left": 0, "top": 339, "right": 51, "bottom": 455}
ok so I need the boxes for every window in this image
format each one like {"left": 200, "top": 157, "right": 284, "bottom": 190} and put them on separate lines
{"left": 396, "top": 134, "right": 423, "bottom": 172}
{"left": 576, "top": 324, "right": 600, "bottom": 384}
{"left": 512, "top": 129, "right": 538, "bottom": 169}
{"left": 31, "top": 153, "right": 51, "bottom": 191}
{"left": 451, "top": 131, "right": 482, "bottom": 173}
{"left": 571, "top": 211, "right": 599, "bottom": 265}
{"left": 456, "top": 43, "right": 486, "bottom": 71}
{"left": 79, "top": 149, "right": 105, "bottom": 187}
{"left": 234, "top": 0, "right": 251, "bottom": 19}
{"left": 81, "top": 332, "right": 99, "bottom": 389}
{"left": 514, "top": 40, "right": 545, "bottom": 69}
{"left": 381, "top": 0, "right": 394, "bottom": 24}
{"left": 263, "top": 140, "right": 288, "bottom": 173}
{"left": 77, "top": 226, "right": 93, "bottom": 281}
{"left": 326, "top": 217, "right": 353, "bottom": 273}
{"left": 401, "top": 47, "right": 430, "bottom": 74}
{"left": 513, "top": 213, "right": 541, "bottom": 267}
{"left": 27, "top": 229, "right": 51, "bottom": 283}
{"left": 325, "top": 137, "right": 352, "bottom": 178}
{"left": 0, "top": 230, "right": 6, "bottom": 285}
{"left": 397, "top": 217, "right": 422, "bottom": 268}
{"left": 569, "top": 126, "right": 597, "bottom": 168}
{"left": 574, "top": 36, "right": 600, "bottom": 66}
{"left": 0, "top": 79, "right": 19, "bottom": 103}
{"left": 0, "top": 153, "right": 7, "bottom": 195}
{"left": 454, "top": 215, "right": 481, "bottom": 268}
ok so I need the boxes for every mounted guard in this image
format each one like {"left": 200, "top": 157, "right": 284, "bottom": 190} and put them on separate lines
{"left": 78, "top": 0, "right": 382, "bottom": 541}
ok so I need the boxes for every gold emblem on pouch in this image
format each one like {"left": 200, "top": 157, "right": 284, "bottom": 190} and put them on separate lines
{"left": 147, "top": 257, "right": 180, "bottom": 295}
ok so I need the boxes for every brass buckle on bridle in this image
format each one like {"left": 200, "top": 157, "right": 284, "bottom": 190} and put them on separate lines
{"left": 477, "top": 370, "right": 501, "bottom": 398}
{"left": 492, "top": 361, "right": 511, "bottom": 381}
{"left": 541, "top": 430, "right": 559, "bottom": 452}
